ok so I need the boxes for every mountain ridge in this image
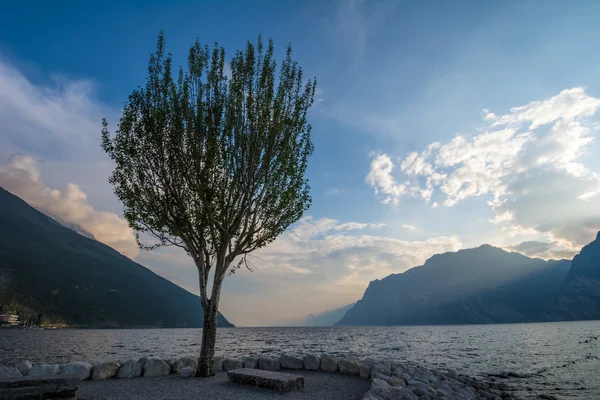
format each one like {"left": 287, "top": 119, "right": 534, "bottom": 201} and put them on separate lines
{"left": 0, "top": 186, "right": 234, "bottom": 328}
{"left": 337, "top": 244, "right": 574, "bottom": 326}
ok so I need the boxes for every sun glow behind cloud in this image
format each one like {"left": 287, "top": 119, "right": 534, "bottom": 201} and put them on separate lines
{"left": 367, "top": 88, "right": 600, "bottom": 258}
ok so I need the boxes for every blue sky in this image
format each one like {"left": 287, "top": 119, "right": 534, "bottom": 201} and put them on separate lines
{"left": 2, "top": 0, "right": 600, "bottom": 326}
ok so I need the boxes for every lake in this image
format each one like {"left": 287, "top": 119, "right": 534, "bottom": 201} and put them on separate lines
{"left": 1, "top": 321, "right": 598, "bottom": 399}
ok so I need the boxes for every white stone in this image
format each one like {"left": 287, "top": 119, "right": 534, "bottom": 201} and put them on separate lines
{"left": 166, "top": 358, "right": 176, "bottom": 368}
{"left": 389, "top": 375, "right": 406, "bottom": 387}
{"left": 362, "top": 391, "right": 381, "bottom": 400}
{"left": 62, "top": 361, "right": 92, "bottom": 380}
{"left": 16, "top": 360, "right": 32, "bottom": 376}
{"left": 372, "top": 377, "right": 391, "bottom": 392}
{"left": 222, "top": 358, "right": 244, "bottom": 371}
{"left": 371, "top": 364, "right": 392, "bottom": 378}
{"left": 213, "top": 356, "right": 224, "bottom": 371}
{"left": 180, "top": 366, "right": 194, "bottom": 377}
{"left": 258, "top": 356, "right": 280, "bottom": 371}
{"left": 143, "top": 358, "right": 170, "bottom": 377}
{"left": 411, "top": 382, "right": 437, "bottom": 398}
{"left": 92, "top": 361, "right": 120, "bottom": 380}
{"left": 338, "top": 358, "right": 360, "bottom": 375}
{"left": 320, "top": 355, "right": 338, "bottom": 372}
{"left": 302, "top": 354, "right": 320, "bottom": 370}
{"left": 0, "top": 365, "right": 22, "bottom": 379}
{"left": 29, "top": 363, "right": 60, "bottom": 377}
{"left": 373, "top": 372, "right": 391, "bottom": 382}
{"left": 279, "top": 354, "right": 303, "bottom": 369}
{"left": 174, "top": 356, "right": 198, "bottom": 375}
{"left": 360, "top": 363, "right": 372, "bottom": 379}
{"left": 390, "top": 387, "right": 418, "bottom": 400}
{"left": 243, "top": 356, "right": 258, "bottom": 369}
{"left": 117, "top": 359, "right": 142, "bottom": 378}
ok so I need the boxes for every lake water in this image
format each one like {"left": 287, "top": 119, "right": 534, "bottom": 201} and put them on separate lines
{"left": 1, "top": 321, "right": 598, "bottom": 399}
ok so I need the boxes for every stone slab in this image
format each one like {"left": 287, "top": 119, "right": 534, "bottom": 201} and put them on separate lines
{"left": 0, "top": 375, "right": 79, "bottom": 399}
{"left": 227, "top": 368, "right": 304, "bottom": 393}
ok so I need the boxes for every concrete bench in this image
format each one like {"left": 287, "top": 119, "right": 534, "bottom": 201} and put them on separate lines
{"left": 0, "top": 375, "right": 79, "bottom": 399}
{"left": 227, "top": 368, "right": 304, "bottom": 393}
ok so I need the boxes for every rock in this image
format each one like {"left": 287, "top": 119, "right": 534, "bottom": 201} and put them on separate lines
{"left": 373, "top": 372, "right": 391, "bottom": 381}
{"left": 62, "top": 361, "right": 93, "bottom": 380}
{"left": 538, "top": 395, "right": 558, "bottom": 400}
{"left": 320, "top": 355, "right": 338, "bottom": 372}
{"left": 0, "top": 366, "right": 22, "bottom": 379}
{"left": 243, "top": 356, "right": 258, "bottom": 369}
{"left": 372, "top": 377, "right": 392, "bottom": 392}
{"left": 16, "top": 361, "right": 32, "bottom": 376}
{"left": 227, "top": 368, "right": 304, "bottom": 393}
{"left": 180, "top": 367, "right": 194, "bottom": 377}
{"left": 0, "top": 375, "right": 79, "bottom": 399}
{"left": 213, "top": 356, "right": 224, "bottom": 371}
{"left": 137, "top": 357, "right": 148, "bottom": 368}
{"left": 174, "top": 356, "right": 198, "bottom": 376}
{"left": 279, "top": 354, "right": 303, "bottom": 370}
{"left": 116, "top": 359, "right": 142, "bottom": 379}
{"left": 222, "top": 358, "right": 244, "bottom": 371}
{"left": 389, "top": 375, "right": 407, "bottom": 387}
{"left": 166, "top": 358, "right": 176, "bottom": 369}
{"left": 390, "top": 387, "right": 418, "bottom": 399}
{"left": 302, "top": 354, "right": 320, "bottom": 370}
{"left": 411, "top": 382, "right": 437, "bottom": 398}
{"left": 371, "top": 364, "right": 392, "bottom": 378}
{"left": 393, "top": 371, "right": 412, "bottom": 382}
{"left": 338, "top": 359, "right": 360, "bottom": 375}
{"left": 91, "top": 361, "right": 120, "bottom": 380}
{"left": 363, "top": 391, "right": 379, "bottom": 400}
{"left": 360, "top": 363, "right": 372, "bottom": 379}
{"left": 258, "top": 356, "right": 281, "bottom": 371}
{"left": 447, "top": 368, "right": 458, "bottom": 379}
{"left": 142, "top": 358, "right": 170, "bottom": 377}
{"left": 29, "top": 364, "right": 60, "bottom": 377}
{"left": 371, "top": 386, "right": 392, "bottom": 400}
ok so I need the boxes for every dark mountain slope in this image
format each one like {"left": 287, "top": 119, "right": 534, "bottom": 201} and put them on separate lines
{"left": 545, "top": 232, "right": 600, "bottom": 321}
{"left": 0, "top": 187, "right": 233, "bottom": 328}
{"left": 338, "top": 245, "right": 570, "bottom": 326}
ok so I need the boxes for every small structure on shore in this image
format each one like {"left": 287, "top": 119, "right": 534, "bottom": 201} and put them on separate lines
{"left": 0, "top": 313, "right": 20, "bottom": 327}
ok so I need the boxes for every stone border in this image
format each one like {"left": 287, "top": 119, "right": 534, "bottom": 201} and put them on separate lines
{"left": 0, "top": 354, "right": 519, "bottom": 399}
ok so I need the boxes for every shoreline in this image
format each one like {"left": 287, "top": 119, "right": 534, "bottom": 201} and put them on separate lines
{"left": 0, "top": 352, "right": 522, "bottom": 400}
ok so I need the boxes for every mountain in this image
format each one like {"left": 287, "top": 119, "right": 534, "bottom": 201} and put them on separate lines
{"left": 0, "top": 187, "right": 233, "bottom": 328}
{"left": 545, "top": 232, "right": 600, "bottom": 321}
{"left": 304, "top": 303, "right": 356, "bottom": 326}
{"left": 338, "top": 245, "right": 571, "bottom": 326}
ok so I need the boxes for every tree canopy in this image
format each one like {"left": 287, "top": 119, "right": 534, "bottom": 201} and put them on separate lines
{"left": 102, "top": 33, "right": 316, "bottom": 291}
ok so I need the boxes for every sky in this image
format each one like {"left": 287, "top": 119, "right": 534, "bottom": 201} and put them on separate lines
{"left": 2, "top": 0, "right": 600, "bottom": 326}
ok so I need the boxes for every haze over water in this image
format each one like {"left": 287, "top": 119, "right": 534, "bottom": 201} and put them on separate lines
{"left": 2, "top": 321, "right": 598, "bottom": 399}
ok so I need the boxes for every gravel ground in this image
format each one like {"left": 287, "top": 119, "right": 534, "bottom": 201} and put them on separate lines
{"left": 78, "top": 370, "right": 370, "bottom": 400}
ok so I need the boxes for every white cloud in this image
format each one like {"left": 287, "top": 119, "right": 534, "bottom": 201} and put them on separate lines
{"left": 255, "top": 217, "right": 461, "bottom": 282}
{"left": 0, "top": 155, "right": 139, "bottom": 258}
{"left": 0, "top": 57, "right": 112, "bottom": 161}
{"left": 367, "top": 87, "right": 600, "bottom": 254}
{"left": 365, "top": 153, "right": 409, "bottom": 205}
{"left": 401, "top": 224, "right": 419, "bottom": 232}
{"left": 136, "top": 214, "right": 461, "bottom": 326}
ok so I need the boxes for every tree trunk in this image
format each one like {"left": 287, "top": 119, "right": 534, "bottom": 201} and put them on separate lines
{"left": 197, "top": 278, "right": 223, "bottom": 377}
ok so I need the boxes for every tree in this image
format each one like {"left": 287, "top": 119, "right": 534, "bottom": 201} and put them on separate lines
{"left": 101, "top": 32, "right": 316, "bottom": 377}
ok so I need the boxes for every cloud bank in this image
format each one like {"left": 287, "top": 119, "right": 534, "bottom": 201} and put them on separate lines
{"left": 0, "top": 57, "right": 112, "bottom": 161}
{"left": 367, "top": 87, "right": 600, "bottom": 257}
{"left": 0, "top": 155, "right": 139, "bottom": 258}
